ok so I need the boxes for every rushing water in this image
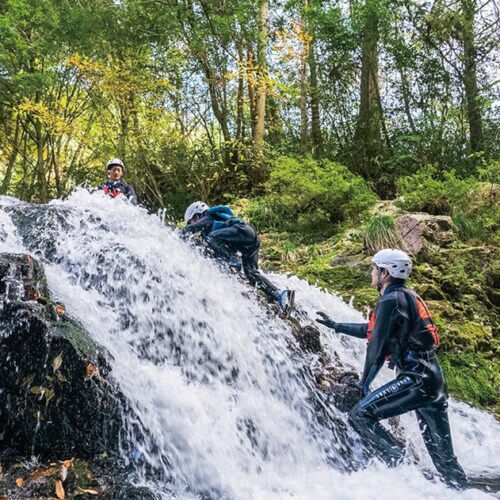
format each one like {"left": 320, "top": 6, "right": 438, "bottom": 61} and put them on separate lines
{"left": 0, "top": 191, "right": 498, "bottom": 500}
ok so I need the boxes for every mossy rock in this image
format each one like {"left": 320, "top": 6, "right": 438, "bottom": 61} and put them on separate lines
{"left": 0, "top": 253, "right": 124, "bottom": 459}
{"left": 440, "top": 322, "right": 495, "bottom": 353}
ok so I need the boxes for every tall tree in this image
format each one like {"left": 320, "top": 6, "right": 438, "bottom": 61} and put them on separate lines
{"left": 353, "top": 0, "right": 383, "bottom": 180}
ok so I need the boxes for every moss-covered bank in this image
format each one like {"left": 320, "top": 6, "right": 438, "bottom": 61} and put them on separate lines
{"left": 258, "top": 223, "right": 500, "bottom": 417}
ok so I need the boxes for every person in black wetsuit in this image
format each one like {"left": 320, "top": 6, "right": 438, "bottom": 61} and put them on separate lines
{"left": 98, "top": 158, "right": 137, "bottom": 205}
{"left": 183, "top": 201, "right": 294, "bottom": 314}
{"left": 316, "top": 248, "right": 467, "bottom": 488}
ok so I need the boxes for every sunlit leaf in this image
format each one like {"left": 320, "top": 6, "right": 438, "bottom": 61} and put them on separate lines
{"left": 75, "top": 486, "right": 99, "bottom": 495}
{"left": 60, "top": 464, "right": 67, "bottom": 482}
{"left": 55, "top": 479, "right": 65, "bottom": 499}
{"left": 85, "top": 363, "right": 95, "bottom": 380}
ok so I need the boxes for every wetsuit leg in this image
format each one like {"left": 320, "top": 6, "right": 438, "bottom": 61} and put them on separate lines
{"left": 241, "top": 242, "right": 280, "bottom": 300}
{"left": 415, "top": 401, "right": 467, "bottom": 486}
{"left": 349, "top": 373, "right": 419, "bottom": 465}
{"left": 349, "top": 357, "right": 466, "bottom": 483}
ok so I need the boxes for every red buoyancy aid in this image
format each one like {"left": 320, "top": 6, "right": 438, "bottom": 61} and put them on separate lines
{"left": 366, "top": 291, "right": 440, "bottom": 348}
{"left": 103, "top": 184, "right": 122, "bottom": 198}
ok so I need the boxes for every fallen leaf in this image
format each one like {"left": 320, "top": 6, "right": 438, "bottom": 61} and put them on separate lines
{"left": 30, "top": 386, "right": 44, "bottom": 395}
{"left": 57, "top": 372, "right": 68, "bottom": 383}
{"left": 45, "top": 388, "right": 55, "bottom": 404}
{"left": 320, "top": 380, "right": 331, "bottom": 388}
{"left": 55, "top": 479, "right": 65, "bottom": 499}
{"left": 75, "top": 486, "right": 99, "bottom": 495}
{"left": 0, "top": 463, "right": 3, "bottom": 480}
{"left": 30, "top": 466, "right": 57, "bottom": 480}
{"left": 60, "top": 465, "right": 67, "bottom": 482}
{"left": 85, "top": 363, "right": 95, "bottom": 380}
{"left": 52, "top": 353, "right": 63, "bottom": 372}
{"left": 56, "top": 304, "right": 65, "bottom": 315}
{"left": 16, "top": 477, "right": 23, "bottom": 488}
{"left": 58, "top": 458, "right": 74, "bottom": 469}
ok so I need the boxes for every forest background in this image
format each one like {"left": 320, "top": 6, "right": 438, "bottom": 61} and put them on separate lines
{"left": 0, "top": 0, "right": 499, "bottom": 413}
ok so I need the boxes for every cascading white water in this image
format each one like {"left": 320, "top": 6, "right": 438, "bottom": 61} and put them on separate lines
{"left": 0, "top": 191, "right": 498, "bottom": 500}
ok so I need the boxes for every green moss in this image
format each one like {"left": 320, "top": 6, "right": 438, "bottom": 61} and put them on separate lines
{"left": 440, "top": 352, "right": 500, "bottom": 415}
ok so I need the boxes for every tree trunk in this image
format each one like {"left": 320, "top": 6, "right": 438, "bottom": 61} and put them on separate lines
{"left": 461, "top": 0, "right": 483, "bottom": 154}
{"left": 354, "top": 0, "right": 382, "bottom": 180}
{"left": 0, "top": 118, "right": 21, "bottom": 195}
{"left": 253, "top": 0, "right": 269, "bottom": 154}
{"left": 309, "top": 42, "right": 323, "bottom": 158}
{"left": 247, "top": 46, "right": 257, "bottom": 138}
{"left": 299, "top": 6, "right": 309, "bottom": 149}
{"left": 33, "top": 117, "right": 49, "bottom": 203}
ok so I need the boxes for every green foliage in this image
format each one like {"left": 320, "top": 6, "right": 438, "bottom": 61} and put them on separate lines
{"left": 363, "top": 215, "right": 404, "bottom": 254}
{"left": 452, "top": 214, "right": 486, "bottom": 242}
{"left": 395, "top": 165, "right": 476, "bottom": 215}
{"left": 244, "top": 156, "right": 377, "bottom": 233}
{"left": 396, "top": 163, "right": 499, "bottom": 244}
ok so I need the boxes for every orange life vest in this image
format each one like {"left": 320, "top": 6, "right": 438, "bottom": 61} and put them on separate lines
{"left": 366, "top": 291, "right": 440, "bottom": 348}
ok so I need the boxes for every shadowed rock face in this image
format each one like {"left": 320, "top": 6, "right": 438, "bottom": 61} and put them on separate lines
{"left": 0, "top": 252, "right": 123, "bottom": 459}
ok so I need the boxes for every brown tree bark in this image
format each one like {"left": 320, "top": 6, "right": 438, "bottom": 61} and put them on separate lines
{"left": 353, "top": 1, "right": 382, "bottom": 180}
{"left": 0, "top": 118, "right": 22, "bottom": 195}
{"left": 252, "top": 0, "right": 269, "bottom": 154}
{"left": 461, "top": 0, "right": 484, "bottom": 153}
{"left": 309, "top": 42, "right": 323, "bottom": 158}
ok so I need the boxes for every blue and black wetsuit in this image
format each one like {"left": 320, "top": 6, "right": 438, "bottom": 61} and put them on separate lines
{"left": 333, "top": 283, "right": 466, "bottom": 487}
{"left": 98, "top": 181, "right": 137, "bottom": 205}
{"left": 185, "top": 207, "right": 280, "bottom": 300}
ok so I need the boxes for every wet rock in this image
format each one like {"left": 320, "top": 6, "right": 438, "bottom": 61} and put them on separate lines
{"left": 294, "top": 325, "right": 322, "bottom": 353}
{"left": 315, "top": 366, "right": 363, "bottom": 413}
{"left": 0, "top": 252, "right": 123, "bottom": 459}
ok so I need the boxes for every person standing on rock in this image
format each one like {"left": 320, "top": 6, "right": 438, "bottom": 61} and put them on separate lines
{"left": 316, "top": 248, "right": 467, "bottom": 488}
{"left": 182, "top": 201, "right": 295, "bottom": 316}
{"left": 98, "top": 158, "right": 137, "bottom": 205}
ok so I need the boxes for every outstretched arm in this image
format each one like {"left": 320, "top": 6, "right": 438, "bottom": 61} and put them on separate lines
{"left": 316, "top": 312, "right": 368, "bottom": 339}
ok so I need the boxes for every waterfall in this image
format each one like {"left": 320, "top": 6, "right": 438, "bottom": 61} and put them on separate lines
{"left": 0, "top": 190, "right": 497, "bottom": 500}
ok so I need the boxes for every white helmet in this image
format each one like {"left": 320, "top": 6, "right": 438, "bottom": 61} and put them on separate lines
{"left": 184, "top": 201, "right": 209, "bottom": 225}
{"left": 106, "top": 158, "right": 125, "bottom": 171}
{"left": 372, "top": 248, "right": 412, "bottom": 279}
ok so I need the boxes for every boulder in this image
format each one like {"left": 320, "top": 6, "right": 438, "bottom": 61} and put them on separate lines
{"left": 0, "top": 253, "right": 123, "bottom": 459}
{"left": 395, "top": 213, "right": 455, "bottom": 255}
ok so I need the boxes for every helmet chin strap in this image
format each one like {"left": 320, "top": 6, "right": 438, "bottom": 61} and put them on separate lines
{"left": 377, "top": 267, "right": 385, "bottom": 293}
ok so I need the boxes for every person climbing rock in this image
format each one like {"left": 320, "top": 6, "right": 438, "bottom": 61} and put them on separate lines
{"left": 183, "top": 201, "right": 295, "bottom": 315}
{"left": 316, "top": 248, "right": 467, "bottom": 488}
{"left": 98, "top": 158, "right": 137, "bottom": 205}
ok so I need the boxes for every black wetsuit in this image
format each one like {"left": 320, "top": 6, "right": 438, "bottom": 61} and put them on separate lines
{"left": 185, "top": 214, "right": 280, "bottom": 300}
{"left": 98, "top": 181, "right": 137, "bottom": 205}
{"left": 334, "top": 283, "right": 466, "bottom": 486}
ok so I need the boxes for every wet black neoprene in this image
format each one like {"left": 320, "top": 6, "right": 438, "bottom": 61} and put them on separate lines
{"left": 329, "top": 284, "right": 467, "bottom": 486}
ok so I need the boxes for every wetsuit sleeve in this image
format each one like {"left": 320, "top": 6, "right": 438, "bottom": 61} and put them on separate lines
{"left": 359, "top": 297, "right": 399, "bottom": 391}
{"left": 334, "top": 322, "right": 368, "bottom": 339}
{"left": 185, "top": 215, "right": 213, "bottom": 234}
